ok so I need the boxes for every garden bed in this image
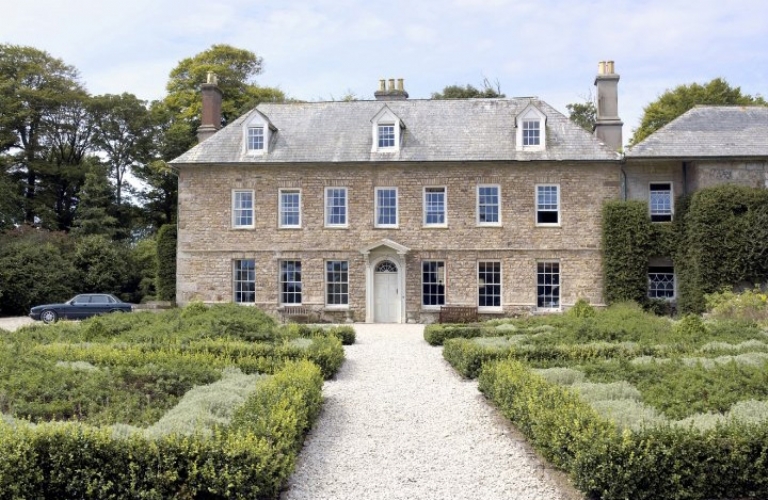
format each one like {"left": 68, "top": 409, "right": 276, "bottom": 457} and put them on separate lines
{"left": 0, "top": 303, "right": 350, "bottom": 499}
{"left": 440, "top": 301, "right": 768, "bottom": 499}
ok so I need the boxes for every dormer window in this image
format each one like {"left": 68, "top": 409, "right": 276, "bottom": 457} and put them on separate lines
{"left": 242, "top": 110, "right": 275, "bottom": 155}
{"left": 516, "top": 104, "right": 547, "bottom": 151}
{"left": 248, "top": 126, "right": 264, "bottom": 151}
{"left": 371, "top": 106, "right": 405, "bottom": 153}
{"left": 522, "top": 120, "right": 540, "bottom": 146}
{"left": 378, "top": 124, "right": 396, "bottom": 148}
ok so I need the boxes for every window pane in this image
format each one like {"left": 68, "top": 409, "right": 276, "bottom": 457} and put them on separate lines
{"left": 234, "top": 259, "right": 256, "bottom": 303}
{"left": 537, "top": 262, "right": 560, "bottom": 308}
{"left": 376, "top": 188, "right": 398, "bottom": 226}
{"left": 280, "top": 260, "right": 302, "bottom": 304}
{"left": 233, "top": 191, "right": 254, "bottom": 227}
{"left": 650, "top": 183, "right": 672, "bottom": 222}
{"left": 326, "top": 188, "right": 347, "bottom": 226}
{"left": 248, "top": 127, "right": 264, "bottom": 150}
{"left": 326, "top": 260, "right": 349, "bottom": 305}
{"left": 523, "top": 120, "right": 540, "bottom": 146}
{"left": 536, "top": 185, "right": 559, "bottom": 224}
{"left": 424, "top": 187, "right": 446, "bottom": 225}
{"left": 378, "top": 124, "right": 395, "bottom": 148}
{"left": 280, "top": 190, "right": 300, "bottom": 227}
{"left": 478, "top": 262, "right": 501, "bottom": 308}
{"left": 422, "top": 261, "right": 446, "bottom": 306}
{"left": 478, "top": 185, "right": 499, "bottom": 223}
{"left": 648, "top": 266, "right": 675, "bottom": 298}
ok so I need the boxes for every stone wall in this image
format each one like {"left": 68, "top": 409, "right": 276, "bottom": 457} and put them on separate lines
{"left": 177, "top": 161, "right": 619, "bottom": 321}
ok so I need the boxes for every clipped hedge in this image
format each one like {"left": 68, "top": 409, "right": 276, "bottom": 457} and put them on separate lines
{"left": 479, "top": 359, "right": 768, "bottom": 500}
{"left": 443, "top": 337, "right": 516, "bottom": 378}
{"left": 155, "top": 223, "right": 177, "bottom": 303}
{"left": 0, "top": 360, "right": 323, "bottom": 500}
{"left": 423, "top": 324, "right": 493, "bottom": 346}
{"left": 288, "top": 324, "right": 356, "bottom": 345}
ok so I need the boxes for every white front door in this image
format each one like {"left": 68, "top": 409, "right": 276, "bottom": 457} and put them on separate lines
{"left": 374, "top": 260, "right": 400, "bottom": 323}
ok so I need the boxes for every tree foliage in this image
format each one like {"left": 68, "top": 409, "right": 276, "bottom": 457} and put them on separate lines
{"left": 156, "top": 223, "right": 177, "bottom": 302}
{"left": 566, "top": 100, "right": 596, "bottom": 132}
{"left": 630, "top": 78, "right": 766, "bottom": 145}
{"left": 432, "top": 78, "right": 505, "bottom": 99}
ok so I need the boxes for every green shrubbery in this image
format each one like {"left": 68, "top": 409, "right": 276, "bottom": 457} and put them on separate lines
{"left": 480, "top": 359, "right": 768, "bottom": 500}
{"left": 0, "top": 301, "right": 346, "bottom": 498}
{"left": 423, "top": 323, "right": 497, "bottom": 346}
{"left": 0, "top": 361, "right": 323, "bottom": 500}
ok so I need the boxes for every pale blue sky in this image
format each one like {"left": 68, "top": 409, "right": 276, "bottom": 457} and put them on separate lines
{"left": 4, "top": 0, "right": 767, "bottom": 144}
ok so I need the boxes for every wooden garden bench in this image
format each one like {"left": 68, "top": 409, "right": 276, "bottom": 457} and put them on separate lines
{"left": 281, "top": 305, "right": 312, "bottom": 323}
{"left": 439, "top": 305, "right": 478, "bottom": 324}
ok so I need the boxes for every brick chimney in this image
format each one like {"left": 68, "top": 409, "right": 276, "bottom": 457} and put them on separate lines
{"left": 197, "top": 72, "right": 223, "bottom": 143}
{"left": 593, "top": 61, "right": 623, "bottom": 151}
{"left": 374, "top": 77, "right": 409, "bottom": 100}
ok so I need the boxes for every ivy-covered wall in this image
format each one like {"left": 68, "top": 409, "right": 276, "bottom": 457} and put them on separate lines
{"left": 602, "top": 185, "right": 768, "bottom": 314}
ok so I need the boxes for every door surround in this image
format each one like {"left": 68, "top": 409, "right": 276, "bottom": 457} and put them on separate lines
{"left": 360, "top": 239, "right": 410, "bottom": 323}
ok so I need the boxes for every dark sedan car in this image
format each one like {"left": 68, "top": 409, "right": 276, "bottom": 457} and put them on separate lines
{"left": 29, "top": 294, "right": 133, "bottom": 324}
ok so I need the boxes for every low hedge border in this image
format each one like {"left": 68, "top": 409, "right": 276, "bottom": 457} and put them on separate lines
{"left": 479, "top": 359, "right": 768, "bottom": 500}
{"left": 0, "top": 360, "right": 323, "bottom": 500}
{"left": 444, "top": 337, "right": 670, "bottom": 379}
{"left": 423, "top": 324, "right": 494, "bottom": 346}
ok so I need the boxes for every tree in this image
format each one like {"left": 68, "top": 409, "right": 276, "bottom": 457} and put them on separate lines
{"left": 155, "top": 223, "right": 177, "bottom": 302}
{"left": 566, "top": 100, "right": 596, "bottom": 132}
{"left": 162, "top": 44, "right": 285, "bottom": 151}
{"left": 0, "top": 44, "right": 91, "bottom": 228}
{"left": 90, "top": 93, "right": 154, "bottom": 207}
{"left": 431, "top": 78, "right": 505, "bottom": 99}
{"left": 630, "top": 78, "right": 766, "bottom": 145}
{"left": 72, "top": 234, "right": 130, "bottom": 295}
{"left": 71, "top": 164, "right": 119, "bottom": 238}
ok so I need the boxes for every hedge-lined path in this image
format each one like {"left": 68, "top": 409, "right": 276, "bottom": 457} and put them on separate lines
{"left": 281, "top": 323, "right": 581, "bottom": 500}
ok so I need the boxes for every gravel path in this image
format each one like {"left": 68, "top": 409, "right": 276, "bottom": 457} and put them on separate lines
{"left": 282, "top": 323, "right": 581, "bottom": 500}
{"left": 0, "top": 316, "right": 34, "bottom": 332}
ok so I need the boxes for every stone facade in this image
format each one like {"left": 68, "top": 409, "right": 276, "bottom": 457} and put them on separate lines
{"left": 177, "top": 161, "right": 619, "bottom": 322}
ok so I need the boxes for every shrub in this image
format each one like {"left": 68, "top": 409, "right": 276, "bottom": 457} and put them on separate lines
{"left": 705, "top": 287, "right": 768, "bottom": 322}
{"left": 423, "top": 324, "right": 494, "bottom": 346}
{"left": 155, "top": 223, "right": 177, "bottom": 302}
{"left": 569, "top": 298, "right": 596, "bottom": 318}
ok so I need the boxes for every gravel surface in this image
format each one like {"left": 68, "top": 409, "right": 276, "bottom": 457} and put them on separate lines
{"left": 282, "top": 323, "right": 581, "bottom": 500}
{"left": 0, "top": 316, "right": 34, "bottom": 331}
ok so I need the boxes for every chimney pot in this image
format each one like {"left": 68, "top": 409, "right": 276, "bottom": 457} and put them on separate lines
{"left": 379, "top": 79, "right": 386, "bottom": 91}
{"left": 388, "top": 78, "right": 395, "bottom": 91}
{"left": 397, "top": 78, "right": 404, "bottom": 91}
{"left": 607, "top": 61, "right": 615, "bottom": 74}
{"left": 598, "top": 61, "right": 606, "bottom": 75}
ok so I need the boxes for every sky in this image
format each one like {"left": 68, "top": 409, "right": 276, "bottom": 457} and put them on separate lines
{"left": 3, "top": 0, "right": 767, "bottom": 144}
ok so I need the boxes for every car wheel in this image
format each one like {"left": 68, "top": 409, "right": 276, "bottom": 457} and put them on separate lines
{"left": 41, "top": 310, "right": 58, "bottom": 324}
{"left": 110, "top": 309, "right": 125, "bottom": 314}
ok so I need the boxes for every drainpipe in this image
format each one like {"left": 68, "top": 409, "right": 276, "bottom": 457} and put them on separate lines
{"left": 682, "top": 161, "right": 689, "bottom": 195}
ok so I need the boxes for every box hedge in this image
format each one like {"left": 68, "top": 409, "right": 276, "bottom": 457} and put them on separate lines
{"left": 479, "top": 359, "right": 768, "bottom": 500}
{"left": 0, "top": 360, "right": 323, "bottom": 500}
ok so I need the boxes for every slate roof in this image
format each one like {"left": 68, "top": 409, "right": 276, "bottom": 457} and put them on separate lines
{"left": 171, "top": 98, "right": 620, "bottom": 165}
{"left": 626, "top": 106, "right": 768, "bottom": 159}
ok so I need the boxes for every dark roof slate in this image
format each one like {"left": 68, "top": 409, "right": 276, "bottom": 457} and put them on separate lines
{"left": 171, "top": 98, "right": 620, "bottom": 165}
{"left": 626, "top": 106, "right": 768, "bottom": 158}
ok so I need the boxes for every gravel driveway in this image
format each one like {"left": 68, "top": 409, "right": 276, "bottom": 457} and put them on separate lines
{"left": 282, "top": 323, "right": 581, "bottom": 500}
{"left": 0, "top": 316, "right": 34, "bottom": 332}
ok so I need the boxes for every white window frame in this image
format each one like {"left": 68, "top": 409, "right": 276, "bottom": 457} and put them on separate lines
{"left": 232, "top": 189, "right": 255, "bottom": 229}
{"left": 537, "top": 261, "right": 561, "bottom": 311}
{"left": 649, "top": 182, "right": 673, "bottom": 222}
{"left": 247, "top": 126, "right": 264, "bottom": 151}
{"left": 324, "top": 187, "right": 348, "bottom": 228}
{"left": 422, "top": 260, "right": 446, "bottom": 308}
{"left": 478, "top": 261, "right": 502, "bottom": 312}
{"left": 477, "top": 184, "right": 501, "bottom": 226}
{"left": 515, "top": 104, "right": 547, "bottom": 151}
{"left": 371, "top": 107, "right": 404, "bottom": 152}
{"left": 375, "top": 187, "right": 398, "bottom": 228}
{"left": 423, "top": 186, "right": 447, "bottom": 227}
{"left": 279, "top": 189, "right": 301, "bottom": 229}
{"left": 233, "top": 259, "right": 256, "bottom": 303}
{"left": 280, "top": 260, "right": 302, "bottom": 305}
{"left": 648, "top": 266, "right": 675, "bottom": 299}
{"left": 325, "top": 260, "right": 349, "bottom": 308}
{"left": 522, "top": 120, "right": 541, "bottom": 146}
{"left": 535, "top": 184, "right": 560, "bottom": 226}
{"left": 378, "top": 124, "right": 396, "bottom": 149}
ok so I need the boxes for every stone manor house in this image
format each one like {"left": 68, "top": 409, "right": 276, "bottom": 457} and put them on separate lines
{"left": 171, "top": 62, "right": 768, "bottom": 323}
